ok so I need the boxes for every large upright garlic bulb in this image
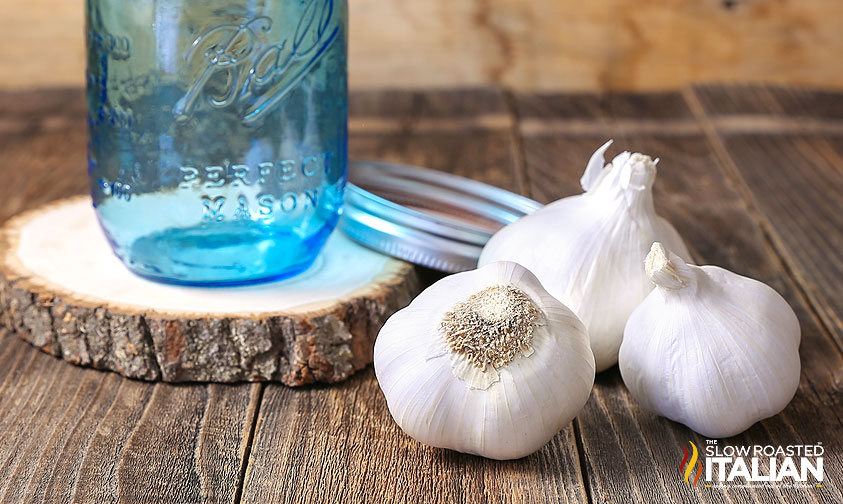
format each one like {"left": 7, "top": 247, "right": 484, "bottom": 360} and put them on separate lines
{"left": 374, "top": 262, "right": 595, "bottom": 460}
{"left": 479, "top": 140, "right": 690, "bottom": 371}
{"left": 619, "top": 243, "right": 801, "bottom": 438}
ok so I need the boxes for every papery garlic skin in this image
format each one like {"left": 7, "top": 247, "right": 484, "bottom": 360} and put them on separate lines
{"left": 479, "top": 140, "right": 691, "bottom": 371}
{"left": 374, "top": 262, "right": 595, "bottom": 460}
{"left": 619, "top": 243, "right": 801, "bottom": 439}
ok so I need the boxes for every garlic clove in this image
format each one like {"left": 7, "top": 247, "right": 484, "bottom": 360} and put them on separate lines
{"left": 619, "top": 242, "right": 801, "bottom": 438}
{"left": 374, "top": 261, "right": 595, "bottom": 460}
{"left": 480, "top": 142, "right": 691, "bottom": 372}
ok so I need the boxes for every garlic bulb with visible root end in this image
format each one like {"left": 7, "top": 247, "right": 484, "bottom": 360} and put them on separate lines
{"left": 374, "top": 261, "right": 594, "bottom": 460}
{"left": 619, "top": 243, "right": 801, "bottom": 438}
{"left": 479, "top": 140, "right": 691, "bottom": 372}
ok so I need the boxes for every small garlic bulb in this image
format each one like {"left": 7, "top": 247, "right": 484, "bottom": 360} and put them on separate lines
{"left": 619, "top": 243, "right": 801, "bottom": 438}
{"left": 479, "top": 140, "right": 691, "bottom": 371}
{"left": 374, "top": 261, "right": 594, "bottom": 460}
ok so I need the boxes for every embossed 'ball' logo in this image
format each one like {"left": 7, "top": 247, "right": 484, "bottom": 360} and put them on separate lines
{"left": 173, "top": 0, "right": 341, "bottom": 124}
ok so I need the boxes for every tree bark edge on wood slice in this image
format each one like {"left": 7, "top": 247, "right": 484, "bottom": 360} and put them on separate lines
{"left": 0, "top": 196, "right": 421, "bottom": 386}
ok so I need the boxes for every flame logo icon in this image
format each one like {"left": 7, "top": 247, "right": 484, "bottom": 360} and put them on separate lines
{"left": 679, "top": 441, "right": 703, "bottom": 486}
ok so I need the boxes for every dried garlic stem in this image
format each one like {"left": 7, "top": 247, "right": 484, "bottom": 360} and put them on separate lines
{"left": 645, "top": 242, "right": 696, "bottom": 290}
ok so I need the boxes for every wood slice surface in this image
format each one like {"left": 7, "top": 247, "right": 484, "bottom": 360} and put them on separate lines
{"left": 0, "top": 196, "right": 420, "bottom": 386}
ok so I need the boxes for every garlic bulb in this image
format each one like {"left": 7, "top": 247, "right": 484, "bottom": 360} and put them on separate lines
{"left": 619, "top": 243, "right": 801, "bottom": 438}
{"left": 479, "top": 140, "right": 691, "bottom": 371}
{"left": 374, "top": 261, "right": 594, "bottom": 460}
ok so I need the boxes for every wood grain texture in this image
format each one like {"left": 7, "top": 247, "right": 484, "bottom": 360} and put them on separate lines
{"left": 349, "top": 88, "right": 523, "bottom": 192}
{"left": 242, "top": 370, "right": 586, "bottom": 504}
{"left": 694, "top": 85, "right": 843, "bottom": 120}
{"left": 714, "top": 135, "right": 843, "bottom": 343}
{"left": 0, "top": 331, "right": 260, "bottom": 504}
{"left": 689, "top": 85, "right": 843, "bottom": 349}
{"left": 4, "top": 1, "right": 843, "bottom": 92}
{"left": 0, "top": 89, "right": 88, "bottom": 222}
{"left": 516, "top": 93, "right": 843, "bottom": 503}
{"left": 1, "top": 86, "right": 842, "bottom": 503}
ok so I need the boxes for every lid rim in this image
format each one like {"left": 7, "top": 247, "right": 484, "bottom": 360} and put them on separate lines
{"left": 345, "top": 184, "right": 492, "bottom": 244}
{"left": 340, "top": 160, "right": 543, "bottom": 273}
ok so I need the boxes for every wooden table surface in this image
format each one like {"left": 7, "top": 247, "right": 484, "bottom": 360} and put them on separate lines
{"left": 0, "top": 85, "right": 841, "bottom": 503}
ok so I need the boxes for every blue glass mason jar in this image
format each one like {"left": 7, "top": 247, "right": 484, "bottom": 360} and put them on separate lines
{"left": 85, "top": 0, "right": 348, "bottom": 286}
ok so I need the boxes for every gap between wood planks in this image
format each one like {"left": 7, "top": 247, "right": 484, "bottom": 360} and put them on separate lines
{"left": 502, "top": 89, "right": 531, "bottom": 203}
{"left": 682, "top": 87, "right": 843, "bottom": 360}
{"left": 348, "top": 115, "right": 843, "bottom": 137}
{"left": 232, "top": 385, "right": 265, "bottom": 504}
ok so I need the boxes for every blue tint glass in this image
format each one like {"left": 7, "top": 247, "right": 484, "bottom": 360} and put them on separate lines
{"left": 86, "top": 0, "right": 348, "bottom": 286}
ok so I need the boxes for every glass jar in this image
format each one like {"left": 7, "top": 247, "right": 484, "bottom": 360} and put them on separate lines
{"left": 85, "top": 0, "right": 348, "bottom": 286}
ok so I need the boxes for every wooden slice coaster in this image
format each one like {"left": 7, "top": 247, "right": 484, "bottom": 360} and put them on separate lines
{"left": 0, "top": 196, "right": 420, "bottom": 386}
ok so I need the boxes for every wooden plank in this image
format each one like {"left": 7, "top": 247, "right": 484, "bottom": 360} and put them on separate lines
{"left": 2, "top": 86, "right": 842, "bottom": 504}
{"left": 0, "top": 89, "right": 87, "bottom": 223}
{"left": 516, "top": 91, "right": 695, "bottom": 122}
{"left": 688, "top": 85, "right": 843, "bottom": 349}
{"left": 67, "top": 380, "right": 155, "bottom": 503}
{"left": 6, "top": 1, "right": 843, "bottom": 92}
{"left": 0, "top": 374, "right": 92, "bottom": 503}
{"left": 107, "top": 383, "right": 259, "bottom": 504}
{"left": 0, "top": 88, "right": 261, "bottom": 503}
{"left": 242, "top": 370, "right": 586, "bottom": 504}
{"left": 240, "top": 89, "right": 588, "bottom": 504}
{"left": 349, "top": 87, "right": 523, "bottom": 192}
{"left": 516, "top": 93, "right": 843, "bottom": 503}
{"left": 694, "top": 85, "right": 843, "bottom": 121}
{"left": 0, "top": 333, "right": 260, "bottom": 504}
{"left": 712, "top": 134, "right": 843, "bottom": 346}
{"left": 350, "top": 88, "right": 509, "bottom": 120}
{"left": 3, "top": 372, "right": 122, "bottom": 504}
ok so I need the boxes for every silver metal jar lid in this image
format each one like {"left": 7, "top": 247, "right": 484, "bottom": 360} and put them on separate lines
{"left": 340, "top": 160, "right": 543, "bottom": 272}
